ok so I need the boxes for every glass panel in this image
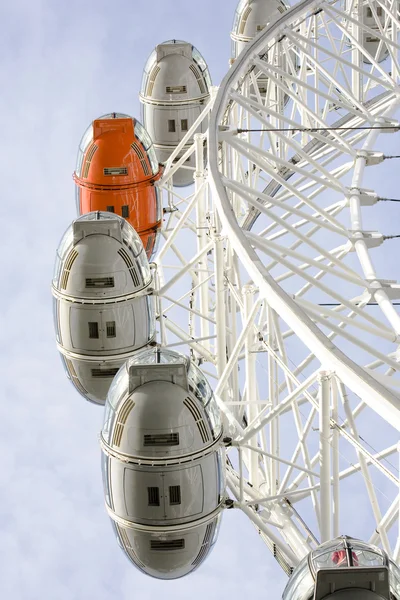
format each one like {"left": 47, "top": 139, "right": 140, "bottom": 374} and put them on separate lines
{"left": 110, "top": 520, "right": 124, "bottom": 549}
{"left": 75, "top": 185, "right": 81, "bottom": 215}
{"left": 187, "top": 362, "right": 222, "bottom": 437}
{"left": 106, "top": 365, "right": 128, "bottom": 410}
{"left": 313, "top": 548, "right": 347, "bottom": 569}
{"left": 101, "top": 453, "right": 112, "bottom": 507}
{"left": 192, "top": 45, "right": 212, "bottom": 89}
{"left": 389, "top": 560, "right": 400, "bottom": 600}
{"left": 102, "top": 402, "right": 116, "bottom": 443}
{"left": 232, "top": 0, "right": 249, "bottom": 30}
{"left": 147, "top": 295, "right": 156, "bottom": 338}
{"left": 141, "top": 50, "right": 157, "bottom": 94}
{"left": 53, "top": 225, "right": 74, "bottom": 283}
{"left": 59, "top": 354, "right": 71, "bottom": 381}
{"left": 121, "top": 221, "right": 143, "bottom": 257}
{"left": 127, "top": 348, "right": 188, "bottom": 367}
{"left": 155, "top": 187, "right": 162, "bottom": 222}
{"left": 52, "top": 298, "right": 60, "bottom": 342}
{"left": 134, "top": 119, "right": 152, "bottom": 151}
{"left": 98, "top": 112, "right": 131, "bottom": 120}
{"left": 76, "top": 124, "right": 94, "bottom": 175}
{"left": 148, "top": 145, "right": 159, "bottom": 175}
{"left": 282, "top": 555, "right": 314, "bottom": 600}
{"left": 351, "top": 542, "right": 385, "bottom": 567}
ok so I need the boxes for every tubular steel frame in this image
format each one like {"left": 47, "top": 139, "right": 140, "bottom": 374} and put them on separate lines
{"left": 152, "top": 0, "right": 400, "bottom": 574}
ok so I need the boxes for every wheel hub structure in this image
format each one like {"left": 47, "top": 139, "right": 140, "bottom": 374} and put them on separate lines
{"left": 153, "top": 0, "right": 400, "bottom": 573}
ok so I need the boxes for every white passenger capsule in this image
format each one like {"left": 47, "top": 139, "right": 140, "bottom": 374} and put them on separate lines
{"left": 100, "top": 348, "right": 225, "bottom": 579}
{"left": 344, "top": 0, "right": 396, "bottom": 63}
{"left": 282, "top": 536, "right": 400, "bottom": 600}
{"left": 231, "top": 0, "right": 297, "bottom": 108}
{"left": 52, "top": 212, "right": 155, "bottom": 405}
{"left": 140, "top": 40, "right": 212, "bottom": 187}
{"left": 231, "top": 0, "right": 288, "bottom": 60}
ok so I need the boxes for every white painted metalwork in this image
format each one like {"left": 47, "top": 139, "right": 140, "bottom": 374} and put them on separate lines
{"left": 152, "top": 0, "right": 400, "bottom": 576}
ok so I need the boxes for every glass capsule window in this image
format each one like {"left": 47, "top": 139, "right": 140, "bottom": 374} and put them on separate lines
{"left": 134, "top": 119, "right": 152, "bottom": 151}
{"left": 75, "top": 123, "right": 94, "bottom": 177}
{"left": 389, "top": 560, "right": 400, "bottom": 600}
{"left": 282, "top": 554, "right": 314, "bottom": 600}
{"left": 187, "top": 361, "right": 222, "bottom": 437}
{"left": 128, "top": 348, "right": 189, "bottom": 367}
{"left": 101, "top": 453, "right": 112, "bottom": 508}
{"left": 106, "top": 363, "right": 128, "bottom": 411}
{"left": 120, "top": 220, "right": 144, "bottom": 257}
{"left": 232, "top": 0, "right": 249, "bottom": 32}
{"left": 311, "top": 538, "right": 386, "bottom": 572}
{"left": 141, "top": 51, "right": 158, "bottom": 95}
{"left": 53, "top": 225, "right": 74, "bottom": 284}
{"left": 192, "top": 45, "right": 212, "bottom": 90}
{"left": 134, "top": 119, "right": 159, "bottom": 176}
{"left": 102, "top": 401, "right": 117, "bottom": 443}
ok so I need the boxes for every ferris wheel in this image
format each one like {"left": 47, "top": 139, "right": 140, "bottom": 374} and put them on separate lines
{"left": 52, "top": 0, "right": 400, "bottom": 588}
{"left": 152, "top": 0, "right": 400, "bottom": 577}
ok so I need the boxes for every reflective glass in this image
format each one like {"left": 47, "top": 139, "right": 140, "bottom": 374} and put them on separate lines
{"left": 187, "top": 362, "right": 222, "bottom": 437}
{"left": 53, "top": 297, "right": 61, "bottom": 342}
{"left": 101, "top": 453, "right": 112, "bottom": 507}
{"left": 313, "top": 546, "right": 347, "bottom": 570}
{"left": 155, "top": 187, "right": 162, "bottom": 222}
{"left": 146, "top": 296, "right": 155, "bottom": 338}
{"left": 75, "top": 186, "right": 81, "bottom": 215}
{"left": 98, "top": 112, "right": 131, "bottom": 120}
{"left": 151, "top": 227, "right": 162, "bottom": 259}
{"left": 76, "top": 124, "right": 94, "bottom": 174}
{"left": 59, "top": 354, "right": 71, "bottom": 381}
{"left": 232, "top": 0, "right": 248, "bottom": 30}
{"left": 134, "top": 119, "right": 152, "bottom": 151}
{"left": 128, "top": 348, "right": 188, "bottom": 367}
{"left": 282, "top": 555, "right": 314, "bottom": 600}
{"left": 53, "top": 225, "right": 73, "bottom": 283}
{"left": 141, "top": 50, "right": 158, "bottom": 93}
{"left": 148, "top": 145, "right": 159, "bottom": 175}
{"left": 192, "top": 46, "right": 212, "bottom": 89}
{"left": 121, "top": 221, "right": 144, "bottom": 257}
{"left": 110, "top": 520, "right": 124, "bottom": 550}
{"left": 106, "top": 364, "right": 128, "bottom": 410}
{"left": 102, "top": 401, "right": 116, "bottom": 443}
{"left": 389, "top": 560, "right": 400, "bottom": 600}
{"left": 353, "top": 549, "right": 384, "bottom": 567}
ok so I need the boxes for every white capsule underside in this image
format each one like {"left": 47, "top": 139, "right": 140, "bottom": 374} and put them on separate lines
{"left": 101, "top": 350, "right": 225, "bottom": 577}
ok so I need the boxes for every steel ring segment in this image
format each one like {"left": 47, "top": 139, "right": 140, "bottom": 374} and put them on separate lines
{"left": 207, "top": 0, "right": 400, "bottom": 429}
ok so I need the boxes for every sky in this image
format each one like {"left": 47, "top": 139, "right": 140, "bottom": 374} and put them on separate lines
{"left": 0, "top": 1, "right": 291, "bottom": 598}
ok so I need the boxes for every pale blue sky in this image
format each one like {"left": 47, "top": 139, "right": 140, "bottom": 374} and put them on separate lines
{"left": 0, "top": 1, "right": 289, "bottom": 598}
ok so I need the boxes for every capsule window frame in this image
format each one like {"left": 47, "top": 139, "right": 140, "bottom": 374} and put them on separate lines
{"left": 181, "top": 119, "right": 188, "bottom": 132}
{"left": 147, "top": 486, "right": 160, "bottom": 506}
{"left": 106, "top": 321, "right": 116, "bottom": 338}
{"left": 169, "top": 485, "right": 181, "bottom": 505}
{"left": 88, "top": 322, "right": 100, "bottom": 339}
{"left": 168, "top": 119, "right": 176, "bottom": 133}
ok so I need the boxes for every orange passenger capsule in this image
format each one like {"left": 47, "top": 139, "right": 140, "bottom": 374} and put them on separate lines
{"left": 73, "top": 113, "right": 163, "bottom": 259}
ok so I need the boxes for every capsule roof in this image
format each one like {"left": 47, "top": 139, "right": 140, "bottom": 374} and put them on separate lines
{"left": 75, "top": 113, "right": 160, "bottom": 184}
{"left": 102, "top": 348, "right": 222, "bottom": 459}
{"left": 53, "top": 212, "right": 151, "bottom": 299}
{"left": 231, "top": 0, "right": 288, "bottom": 58}
{"left": 140, "top": 40, "right": 212, "bottom": 102}
{"left": 282, "top": 536, "right": 400, "bottom": 600}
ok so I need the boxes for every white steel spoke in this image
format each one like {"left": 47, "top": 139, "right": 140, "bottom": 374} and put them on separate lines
{"left": 152, "top": 0, "right": 400, "bottom": 575}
